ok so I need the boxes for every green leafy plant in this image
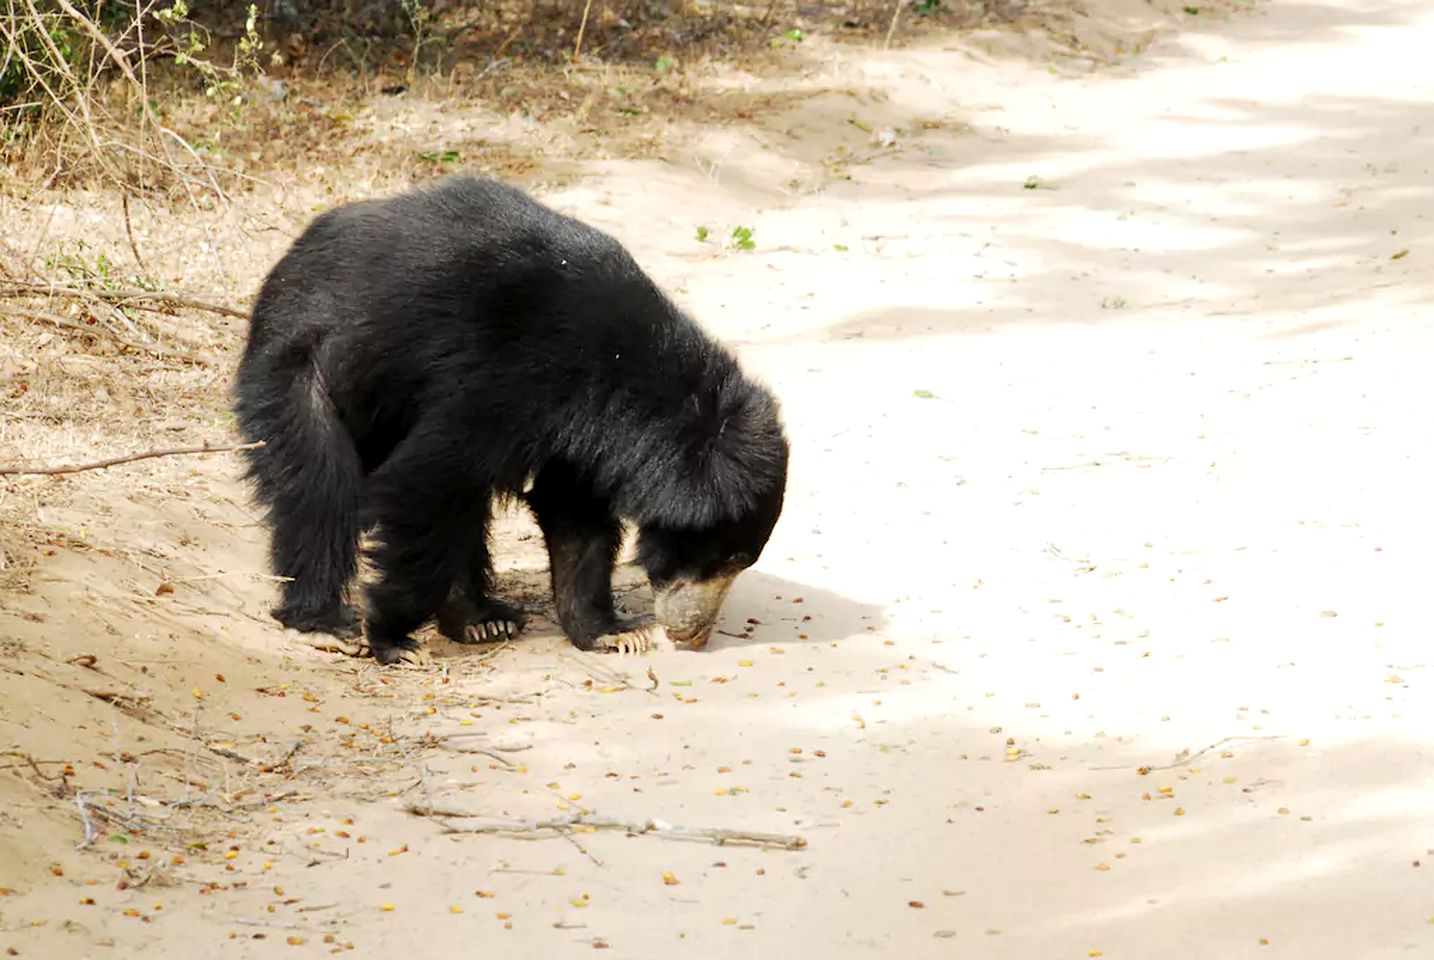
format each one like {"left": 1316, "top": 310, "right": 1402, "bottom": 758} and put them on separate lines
{"left": 770, "top": 28, "right": 805, "bottom": 48}
{"left": 729, "top": 226, "right": 756, "bottom": 251}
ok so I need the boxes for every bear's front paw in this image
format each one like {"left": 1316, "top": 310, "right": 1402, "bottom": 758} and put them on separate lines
{"left": 591, "top": 622, "right": 666, "bottom": 656}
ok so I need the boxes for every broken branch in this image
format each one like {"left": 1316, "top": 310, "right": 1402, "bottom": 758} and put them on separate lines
{"left": 0, "top": 440, "right": 264, "bottom": 477}
{"left": 0, "top": 280, "right": 247, "bottom": 318}
{"left": 407, "top": 805, "right": 807, "bottom": 850}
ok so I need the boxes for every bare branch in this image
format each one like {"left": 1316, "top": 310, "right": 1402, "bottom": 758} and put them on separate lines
{"left": 0, "top": 306, "right": 192, "bottom": 359}
{"left": 0, "top": 441, "right": 265, "bottom": 477}
{"left": 0, "top": 280, "right": 247, "bottom": 318}
{"left": 407, "top": 805, "right": 808, "bottom": 850}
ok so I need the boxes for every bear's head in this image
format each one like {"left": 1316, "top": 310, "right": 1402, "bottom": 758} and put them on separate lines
{"left": 635, "top": 472, "right": 786, "bottom": 648}
{"left": 629, "top": 374, "right": 789, "bottom": 649}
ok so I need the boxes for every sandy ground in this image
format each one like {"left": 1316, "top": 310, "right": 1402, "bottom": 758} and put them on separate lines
{"left": 3, "top": 0, "right": 1434, "bottom": 956}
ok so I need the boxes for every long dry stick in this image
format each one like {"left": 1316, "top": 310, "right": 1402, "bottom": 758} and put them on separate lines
{"left": 572, "top": 0, "right": 595, "bottom": 61}
{"left": 121, "top": 194, "right": 149, "bottom": 276}
{"left": 408, "top": 805, "right": 808, "bottom": 850}
{"left": 0, "top": 281, "right": 246, "bottom": 318}
{"left": 883, "top": 0, "right": 903, "bottom": 49}
{"left": 0, "top": 306, "right": 190, "bottom": 359}
{"left": 0, "top": 441, "right": 265, "bottom": 477}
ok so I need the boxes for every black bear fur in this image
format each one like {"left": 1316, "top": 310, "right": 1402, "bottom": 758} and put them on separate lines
{"left": 234, "top": 175, "right": 788, "bottom": 664}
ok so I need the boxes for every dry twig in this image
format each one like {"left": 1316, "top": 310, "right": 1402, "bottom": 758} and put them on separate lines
{"left": 0, "top": 441, "right": 264, "bottom": 477}
{"left": 407, "top": 805, "right": 807, "bottom": 850}
{"left": 884, "top": 0, "right": 903, "bottom": 49}
{"left": 573, "top": 0, "right": 595, "bottom": 61}
{"left": 0, "top": 281, "right": 246, "bottom": 318}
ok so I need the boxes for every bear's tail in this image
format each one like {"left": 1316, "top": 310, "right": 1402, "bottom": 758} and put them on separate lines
{"left": 234, "top": 339, "right": 363, "bottom": 628}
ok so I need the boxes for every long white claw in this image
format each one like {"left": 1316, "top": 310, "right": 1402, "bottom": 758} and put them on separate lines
{"left": 594, "top": 625, "right": 656, "bottom": 656}
{"left": 396, "top": 646, "right": 432, "bottom": 666}
{"left": 291, "top": 629, "right": 370, "bottom": 659}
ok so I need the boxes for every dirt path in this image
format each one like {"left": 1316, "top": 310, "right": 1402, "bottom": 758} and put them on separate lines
{"left": 4, "top": 1, "right": 1434, "bottom": 956}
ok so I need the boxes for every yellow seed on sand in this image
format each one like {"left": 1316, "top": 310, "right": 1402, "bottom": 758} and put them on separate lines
{"left": 223, "top": 850, "right": 238, "bottom": 860}
{"left": 1174, "top": 807, "right": 1186, "bottom": 816}
{"left": 1298, "top": 738, "right": 1310, "bottom": 747}
{"left": 450, "top": 905, "right": 463, "bottom": 914}
{"left": 662, "top": 872, "right": 679, "bottom": 886}
{"left": 191, "top": 688, "right": 204, "bottom": 700}
{"left": 381, "top": 904, "right": 395, "bottom": 912}
{"left": 722, "top": 918, "right": 738, "bottom": 926}
{"left": 496, "top": 912, "right": 512, "bottom": 920}
{"left": 287, "top": 936, "right": 305, "bottom": 946}
{"left": 1075, "top": 792, "right": 1092, "bottom": 800}
{"left": 570, "top": 899, "right": 587, "bottom": 908}
{"left": 475, "top": 891, "right": 495, "bottom": 898}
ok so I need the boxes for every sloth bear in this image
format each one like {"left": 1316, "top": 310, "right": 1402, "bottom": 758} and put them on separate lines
{"left": 234, "top": 175, "right": 789, "bottom": 665}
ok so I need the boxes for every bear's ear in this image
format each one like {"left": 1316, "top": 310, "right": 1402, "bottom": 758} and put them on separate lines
{"left": 608, "top": 372, "right": 787, "bottom": 530}
{"left": 688, "top": 384, "right": 788, "bottom": 519}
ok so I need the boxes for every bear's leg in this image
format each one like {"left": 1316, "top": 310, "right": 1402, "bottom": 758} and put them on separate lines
{"left": 240, "top": 366, "right": 363, "bottom": 639}
{"left": 526, "top": 460, "right": 654, "bottom": 653}
{"left": 436, "top": 493, "right": 526, "bottom": 644}
{"left": 360, "top": 431, "right": 482, "bottom": 665}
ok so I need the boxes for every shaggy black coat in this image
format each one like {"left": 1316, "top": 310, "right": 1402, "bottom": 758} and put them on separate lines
{"left": 234, "top": 175, "right": 788, "bottom": 663}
